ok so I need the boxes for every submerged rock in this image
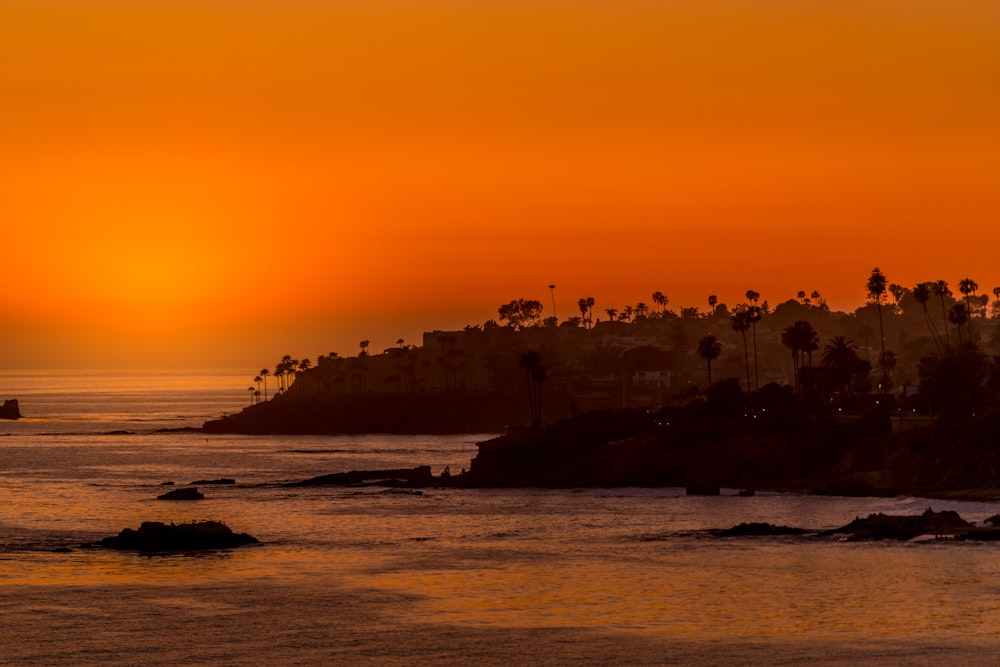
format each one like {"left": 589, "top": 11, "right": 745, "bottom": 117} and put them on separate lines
{"left": 191, "top": 478, "right": 235, "bottom": 485}
{"left": 157, "top": 487, "right": 204, "bottom": 500}
{"left": 96, "top": 520, "right": 259, "bottom": 551}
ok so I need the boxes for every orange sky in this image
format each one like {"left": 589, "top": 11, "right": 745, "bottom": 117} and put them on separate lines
{"left": 2, "top": 0, "right": 998, "bottom": 369}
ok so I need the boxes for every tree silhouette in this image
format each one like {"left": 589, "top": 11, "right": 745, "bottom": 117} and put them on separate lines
{"left": 821, "top": 336, "right": 867, "bottom": 395}
{"left": 857, "top": 325, "right": 873, "bottom": 364}
{"left": 259, "top": 368, "right": 270, "bottom": 401}
{"left": 781, "top": 320, "right": 818, "bottom": 392}
{"left": 707, "top": 294, "right": 717, "bottom": 315}
{"left": 913, "top": 282, "right": 942, "bottom": 352}
{"left": 605, "top": 307, "right": 618, "bottom": 322}
{"left": 499, "top": 299, "right": 543, "bottom": 330}
{"left": 745, "top": 290, "right": 762, "bottom": 390}
{"left": 577, "top": 298, "right": 595, "bottom": 328}
{"left": 948, "top": 303, "right": 969, "bottom": 346}
{"left": 697, "top": 335, "right": 722, "bottom": 388}
{"left": 866, "top": 268, "right": 889, "bottom": 392}
{"left": 518, "top": 351, "right": 547, "bottom": 428}
{"left": 652, "top": 291, "right": 667, "bottom": 315}
{"left": 731, "top": 306, "right": 752, "bottom": 393}
{"left": 635, "top": 302, "right": 649, "bottom": 319}
{"left": 959, "top": 278, "right": 978, "bottom": 340}
{"left": 933, "top": 280, "right": 952, "bottom": 349}
{"left": 248, "top": 386, "right": 256, "bottom": 406}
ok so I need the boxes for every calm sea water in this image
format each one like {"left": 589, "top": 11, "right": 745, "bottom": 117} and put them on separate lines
{"left": 3, "top": 370, "right": 1000, "bottom": 665}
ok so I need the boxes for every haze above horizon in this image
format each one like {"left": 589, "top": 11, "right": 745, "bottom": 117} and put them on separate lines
{"left": 2, "top": 0, "right": 997, "bottom": 370}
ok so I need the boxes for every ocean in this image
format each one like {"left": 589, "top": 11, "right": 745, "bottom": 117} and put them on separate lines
{"left": 2, "top": 369, "right": 1000, "bottom": 665}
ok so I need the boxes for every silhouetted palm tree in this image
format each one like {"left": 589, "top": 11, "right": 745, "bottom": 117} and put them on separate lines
{"left": 731, "top": 307, "right": 752, "bottom": 393}
{"left": 933, "top": 280, "right": 951, "bottom": 348}
{"left": 578, "top": 298, "right": 596, "bottom": 328}
{"left": 652, "top": 291, "right": 667, "bottom": 315}
{"left": 254, "top": 375, "right": 262, "bottom": 397}
{"left": 959, "top": 278, "right": 978, "bottom": 340}
{"left": 518, "top": 351, "right": 547, "bottom": 428}
{"left": 866, "top": 268, "right": 888, "bottom": 392}
{"left": 697, "top": 335, "right": 722, "bottom": 388}
{"left": 781, "top": 321, "right": 818, "bottom": 392}
{"left": 913, "top": 282, "right": 942, "bottom": 351}
{"left": 248, "top": 386, "right": 256, "bottom": 406}
{"left": 781, "top": 325, "right": 801, "bottom": 391}
{"left": 822, "top": 336, "right": 864, "bottom": 395}
{"left": 635, "top": 302, "right": 649, "bottom": 319}
{"left": 948, "top": 303, "right": 969, "bottom": 346}
{"left": 622, "top": 305, "right": 634, "bottom": 323}
{"left": 707, "top": 295, "right": 717, "bottom": 315}
{"left": 745, "top": 290, "right": 762, "bottom": 390}
{"left": 605, "top": 308, "right": 618, "bottom": 322}
{"left": 259, "top": 368, "right": 270, "bottom": 401}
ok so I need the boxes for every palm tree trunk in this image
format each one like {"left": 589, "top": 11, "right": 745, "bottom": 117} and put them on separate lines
{"left": 939, "top": 295, "right": 951, "bottom": 349}
{"left": 922, "top": 304, "right": 942, "bottom": 353}
{"left": 876, "top": 300, "right": 887, "bottom": 392}
{"left": 741, "top": 332, "right": 751, "bottom": 393}
{"left": 751, "top": 321, "right": 759, "bottom": 391}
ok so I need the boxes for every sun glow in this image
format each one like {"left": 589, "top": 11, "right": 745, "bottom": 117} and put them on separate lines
{"left": 2, "top": 0, "right": 997, "bottom": 368}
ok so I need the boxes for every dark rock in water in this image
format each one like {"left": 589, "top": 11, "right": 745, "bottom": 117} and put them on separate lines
{"left": 956, "top": 530, "right": 1000, "bottom": 542}
{"left": 51, "top": 547, "right": 73, "bottom": 553}
{"left": 738, "top": 489, "right": 756, "bottom": 497}
{"left": 713, "top": 522, "right": 808, "bottom": 537}
{"left": 191, "top": 478, "right": 235, "bottom": 485}
{"left": 824, "top": 509, "right": 974, "bottom": 541}
{"left": 160, "top": 481, "right": 175, "bottom": 486}
{"left": 287, "top": 466, "right": 434, "bottom": 487}
{"left": 686, "top": 486, "right": 720, "bottom": 496}
{"left": 105, "top": 430, "right": 135, "bottom": 435}
{"left": 0, "top": 399, "right": 21, "bottom": 420}
{"left": 984, "top": 514, "right": 1000, "bottom": 527}
{"left": 96, "top": 520, "right": 259, "bottom": 551}
{"left": 157, "top": 487, "right": 204, "bottom": 500}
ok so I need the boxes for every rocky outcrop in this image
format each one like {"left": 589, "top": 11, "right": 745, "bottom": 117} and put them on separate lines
{"left": 191, "top": 478, "right": 235, "bottom": 485}
{"left": 94, "top": 520, "right": 258, "bottom": 551}
{"left": 287, "top": 466, "right": 434, "bottom": 487}
{"left": 822, "top": 509, "right": 974, "bottom": 541}
{"left": 459, "top": 406, "right": 1000, "bottom": 499}
{"left": 712, "top": 523, "right": 809, "bottom": 537}
{"left": 0, "top": 399, "right": 21, "bottom": 420}
{"left": 157, "top": 487, "right": 204, "bottom": 500}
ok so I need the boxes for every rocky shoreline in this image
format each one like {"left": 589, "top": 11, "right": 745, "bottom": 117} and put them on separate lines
{"left": 198, "top": 394, "right": 1000, "bottom": 501}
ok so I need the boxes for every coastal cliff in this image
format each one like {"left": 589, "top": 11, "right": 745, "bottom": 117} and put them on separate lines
{"left": 203, "top": 391, "right": 565, "bottom": 435}
{"left": 462, "top": 406, "right": 1000, "bottom": 499}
